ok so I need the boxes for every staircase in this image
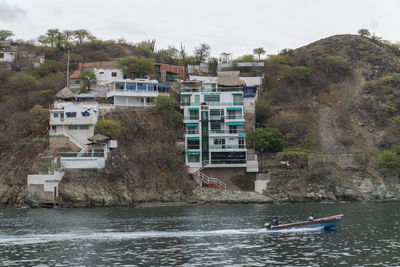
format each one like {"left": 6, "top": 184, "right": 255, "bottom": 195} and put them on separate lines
{"left": 187, "top": 166, "right": 226, "bottom": 190}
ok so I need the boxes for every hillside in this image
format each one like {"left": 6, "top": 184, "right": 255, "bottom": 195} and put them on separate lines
{"left": 258, "top": 34, "right": 400, "bottom": 201}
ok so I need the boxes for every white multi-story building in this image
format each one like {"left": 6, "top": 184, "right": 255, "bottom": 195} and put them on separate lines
{"left": 180, "top": 82, "right": 248, "bottom": 168}
{"left": 49, "top": 102, "right": 98, "bottom": 148}
{"left": 106, "top": 78, "right": 170, "bottom": 107}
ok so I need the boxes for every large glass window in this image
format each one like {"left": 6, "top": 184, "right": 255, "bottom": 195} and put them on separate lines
{"left": 181, "top": 95, "right": 191, "bottom": 106}
{"left": 194, "top": 95, "right": 200, "bottom": 103}
{"left": 227, "top": 110, "right": 241, "bottom": 119}
{"left": 214, "top": 138, "right": 225, "bottom": 148}
{"left": 239, "top": 137, "right": 245, "bottom": 148}
{"left": 53, "top": 113, "right": 59, "bottom": 118}
{"left": 66, "top": 112, "right": 76, "bottom": 118}
{"left": 68, "top": 125, "right": 78, "bottom": 130}
{"left": 189, "top": 110, "right": 199, "bottom": 120}
{"left": 79, "top": 125, "right": 89, "bottom": 130}
{"left": 187, "top": 140, "right": 200, "bottom": 149}
{"left": 210, "top": 109, "right": 224, "bottom": 120}
{"left": 233, "top": 94, "right": 243, "bottom": 105}
{"left": 210, "top": 122, "right": 221, "bottom": 130}
{"left": 204, "top": 95, "right": 220, "bottom": 103}
{"left": 186, "top": 125, "right": 199, "bottom": 134}
{"left": 188, "top": 154, "right": 200, "bottom": 163}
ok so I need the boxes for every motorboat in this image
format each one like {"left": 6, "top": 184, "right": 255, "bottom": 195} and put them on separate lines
{"left": 265, "top": 214, "right": 343, "bottom": 230}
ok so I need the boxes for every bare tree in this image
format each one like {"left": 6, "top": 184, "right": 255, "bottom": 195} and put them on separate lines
{"left": 194, "top": 43, "right": 211, "bottom": 63}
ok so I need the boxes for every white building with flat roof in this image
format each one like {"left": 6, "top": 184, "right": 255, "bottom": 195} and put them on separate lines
{"left": 106, "top": 78, "right": 170, "bottom": 107}
{"left": 49, "top": 102, "right": 98, "bottom": 148}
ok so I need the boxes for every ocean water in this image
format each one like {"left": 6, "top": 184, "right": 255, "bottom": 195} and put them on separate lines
{"left": 0, "top": 203, "right": 399, "bottom": 266}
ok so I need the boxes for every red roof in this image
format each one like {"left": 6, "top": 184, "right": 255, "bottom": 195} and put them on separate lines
{"left": 69, "top": 70, "right": 80, "bottom": 79}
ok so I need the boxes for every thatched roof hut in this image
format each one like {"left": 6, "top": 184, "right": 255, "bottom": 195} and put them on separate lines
{"left": 55, "top": 87, "right": 76, "bottom": 100}
{"left": 217, "top": 71, "right": 245, "bottom": 87}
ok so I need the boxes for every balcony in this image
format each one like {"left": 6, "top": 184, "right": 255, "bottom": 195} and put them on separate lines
{"left": 180, "top": 87, "right": 243, "bottom": 93}
{"left": 183, "top": 116, "right": 200, "bottom": 121}
{"left": 50, "top": 116, "right": 96, "bottom": 125}
{"left": 181, "top": 101, "right": 243, "bottom": 106}
{"left": 209, "top": 129, "right": 246, "bottom": 135}
{"left": 209, "top": 144, "right": 246, "bottom": 150}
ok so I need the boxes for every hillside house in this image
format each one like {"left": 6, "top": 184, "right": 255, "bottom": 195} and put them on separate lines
{"left": 0, "top": 41, "right": 17, "bottom": 62}
{"left": 49, "top": 101, "right": 98, "bottom": 148}
{"left": 60, "top": 134, "right": 117, "bottom": 169}
{"left": 106, "top": 78, "right": 170, "bottom": 107}
{"left": 155, "top": 63, "right": 185, "bottom": 82}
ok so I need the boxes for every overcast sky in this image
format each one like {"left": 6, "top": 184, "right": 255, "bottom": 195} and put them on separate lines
{"left": 1, "top": 0, "right": 400, "bottom": 58}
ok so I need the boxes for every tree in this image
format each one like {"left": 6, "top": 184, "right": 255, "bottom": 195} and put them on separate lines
{"left": 247, "top": 127, "right": 285, "bottom": 152}
{"left": 234, "top": 54, "right": 256, "bottom": 63}
{"left": 95, "top": 120, "right": 120, "bottom": 138}
{"left": 255, "top": 99, "right": 274, "bottom": 124}
{"left": 208, "top": 57, "right": 218, "bottom": 74}
{"left": 194, "top": 43, "right": 210, "bottom": 63}
{"left": 358, "top": 28, "right": 371, "bottom": 37}
{"left": 0, "top": 30, "right": 14, "bottom": 41}
{"left": 118, "top": 57, "right": 154, "bottom": 78}
{"left": 73, "top": 29, "right": 93, "bottom": 45}
{"left": 79, "top": 69, "right": 97, "bottom": 90}
{"left": 253, "top": 47, "right": 266, "bottom": 60}
{"left": 376, "top": 150, "right": 400, "bottom": 174}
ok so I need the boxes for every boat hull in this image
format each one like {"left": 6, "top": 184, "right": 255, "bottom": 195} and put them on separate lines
{"left": 269, "top": 214, "right": 343, "bottom": 231}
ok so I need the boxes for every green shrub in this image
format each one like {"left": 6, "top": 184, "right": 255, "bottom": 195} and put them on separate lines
{"left": 299, "top": 134, "right": 317, "bottom": 150}
{"left": 325, "top": 56, "right": 350, "bottom": 76}
{"left": 156, "top": 95, "right": 178, "bottom": 111}
{"left": 118, "top": 57, "right": 154, "bottom": 78}
{"left": 380, "top": 103, "right": 397, "bottom": 117}
{"left": 255, "top": 99, "right": 273, "bottom": 124}
{"left": 275, "top": 149, "right": 308, "bottom": 163}
{"left": 390, "top": 115, "right": 400, "bottom": 129}
{"left": 378, "top": 73, "right": 400, "bottom": 87}
{"left": 156, "top": 95, "right": 182, "bottom": 129}
{"left": 284, "top": 66, "right": 312, "bottom": 83}
{"left": 388, "top": 44, "right": 400, "bottom": 56}
{"left": 247, "top": 127, "right": 285, "bottom": 152}
{"left": 95, "top": 119, "right": 120, "bottom": 138}
{"left": 376, "top": 150, "right": 400, "bottom": 174}
{"left": 268, "top": 54, "right": 291, "bottom": 65}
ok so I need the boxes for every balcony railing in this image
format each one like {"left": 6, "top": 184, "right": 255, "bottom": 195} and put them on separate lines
{"left": 209, "top": 129, "right": 245, "bottom": 134}
{"left": 185, "top": 130, "right": 199, "bottom": 134}
{"left": 181, "top": 87, "right": 243, "bottom": 92}
{"left": 209, "top": 144, "right": 246, "bottom": 149}
{"left": 181, "top": 101, "right": 243, "bottom": 106}
{"left": 61, "top": 152, "right": 105, "bottom": 158}
{"left": 183, "top": 116, "right": 200, "bottom": 120}
{"left": 209, "top": 115, "right": 243, "bottom": 120}
{"left": 203, "top": 159, "right": 247, "bottom": 165}
{"left": 187, "top": 145, "right": 200, "bottom": 150}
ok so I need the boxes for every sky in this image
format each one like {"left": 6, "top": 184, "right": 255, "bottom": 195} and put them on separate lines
{"left": 1, "top": 0, "right": 400, "bottom": 58}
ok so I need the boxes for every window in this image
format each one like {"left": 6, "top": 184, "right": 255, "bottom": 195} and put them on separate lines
{"left": 194, "top": 95, "right": 200, "bottom": 103}
{"left": 210, "top": 122, "right": 221, "bottom": 130}
{"left": 189, "top": 110, "right": 199, "bottom": 120}
{"left": 204, "top": 95, "right": 220, "bottom": 103}
{"left": 75, "top": 80, "right": 80, "bottom": 85}
{"left": 68, "top": 125, "right": 78, "bottom": 130}
{"left": 100, "top": 72, "right": 104, "bottom": 74}
{"left": 214, "top": 138, "right": 225, "bottom": 148}
{"left": 66, "top": 112, "right": 76, "bottom": 118}
{"left": 227, "top": 110, "right": 241, "bottom": 119}
{"left": 51, "top": 126, "right": 56, "bottom": 131}
{"left": 210, "top": 109, "right": 224, "bottom": 120}
{"left": 53, "top": 113, "right": 59, "bottom": 118}
{"left": 181, "top": 95, "right": 191, "bottom": 106}
{"left": 229, "top": 125, "right": 237, "bottom": 134}
{"left": 111, "top": 72, "right": 117, "bottom": 77}
{"left": 187, "top": 140, "right": 200, "bottom": 149}
{"left": 233, "top": 94, "right": 243, "bottom": 105}
{"left": 79, "top": 125, "right": 89, "bottom": 130}
{"left": 188, "top": 154, "right": 200, "bottom": 163}
{"left": 239, "top": 137, "right": 245, "bottom": 148}
{"left": 186, "top": 125, "right": 198, "bottom": 134}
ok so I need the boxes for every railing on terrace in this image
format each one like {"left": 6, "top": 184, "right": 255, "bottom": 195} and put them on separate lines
{"left": 183, "top": 116, "right": 200, "bottom": 120}
{"left": 61, "top": 152, "right": 105, "bottom": 158}
{"left": 203, "top": 159, "right": 247, "bottom": 165}
{"left": 181, "top": 87, "right": 243, "bottom": 93}
{"left": 181, "top": 101, "right": 243, "bottom": 106}
{"left": 209, "top": 115, "right": 244, "bottom": 120}
{"left": 209, "top": 129, "right": 245, "bottom": 134}
{"left": 209, "top": 144, "right": 246, "bottom": 149}
{"left": 185, "top": 130, "right": 199, "bottom": 134}
{"left": 187, "top": 146, "right": 200, "bottom": 150}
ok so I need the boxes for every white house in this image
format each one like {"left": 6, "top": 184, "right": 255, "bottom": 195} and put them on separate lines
{"left": 78, "top": 61, "right": 124, "bottom": 86}
{"left": 0, "top": 41, "right": 16, "bottom": 62}
{"left": 60, "top": 134, "right": 117, "bottom": 169}
{"left": 106, "top": 78, "right": 170, "bottom": 107}
{"left": 49, "top": 101, "right": 98, "bottom": 148}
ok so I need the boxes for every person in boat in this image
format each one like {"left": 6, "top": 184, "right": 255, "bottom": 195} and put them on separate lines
{"left": 271, "top": 217, "right": 279, "bottom": 226}
{"left": 308, "top": 214, "right": 314, "bottom": 222}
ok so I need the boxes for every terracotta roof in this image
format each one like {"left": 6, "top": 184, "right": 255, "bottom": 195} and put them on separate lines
{"left": 79, "top": 61, "right": 119, "bottom": 69}
{"left": 69, "top": 70, "right": 80, "bottom": 79}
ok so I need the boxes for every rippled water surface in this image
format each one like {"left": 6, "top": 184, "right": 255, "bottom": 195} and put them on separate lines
{"left": 0, "top": 203, "right": 399, "bottom": 266}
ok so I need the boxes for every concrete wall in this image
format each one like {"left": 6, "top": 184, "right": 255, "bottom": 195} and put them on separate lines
{"left": 49, "top": 135, "right": 81, "bottom": 155}
{"left": 27, "top": 171, "right": 65, "bottom": 197}
{"left": 61, "top": 157, "right": 105, "bottom": 169}
{"left": 0, "top": 51, "right": 15, "bottom": 62}
{"left": 94, "top": 68, "right": 124, "bottom": 85}
{"left": 202, "top": 167, "right": 255, "bottom": 191}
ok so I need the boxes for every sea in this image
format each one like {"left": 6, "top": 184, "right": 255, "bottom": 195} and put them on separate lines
{"left": 0, "top": 202, "right": 399, "bottom": 266}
